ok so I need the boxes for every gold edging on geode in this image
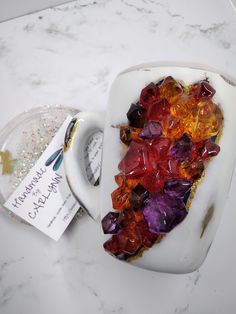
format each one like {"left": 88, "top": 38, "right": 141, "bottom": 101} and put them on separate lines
{"left": 186, "top": 178, "right": 202, "bottom": 210}
{"left": 127, "top": 235, "right": 165, "bottom": 263}
{"left": 64, "top": 119, "right": 78, "bottom": 152}
{"left": 215, "top": 125, "right": 223, "bottom": 145}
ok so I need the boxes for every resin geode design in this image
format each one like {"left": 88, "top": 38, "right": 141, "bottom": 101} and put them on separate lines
{"left": 102, "top": 76, "right": 223, "bottom": 260}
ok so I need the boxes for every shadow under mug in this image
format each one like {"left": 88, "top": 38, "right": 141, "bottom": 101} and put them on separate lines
{"left": 64, "top": 62, "right": 236, "bottom": 274}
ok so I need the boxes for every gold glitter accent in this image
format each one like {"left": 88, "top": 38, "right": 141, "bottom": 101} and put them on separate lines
{"left": 200, "top": 205, "right": 215, "bottom": 238}
{"left": 127, "top": 235, "right": 165, "bottom": 263}
{"left": 0, "top": 150, "right": 16, "bottom": 175}
{"left": 64, "top": 119, "right": 78, "bottom": 152}
{"left": 186, "top": 177, "right": 202, "bottom": 210}
{"left": 127, "top": 247, "right": 146, "bottom": 263}
{"left": 184, "top": 84, "right": 192, "bottom": 94}
{"left": 215, "top": 125, "right": 223, "bottom": 145}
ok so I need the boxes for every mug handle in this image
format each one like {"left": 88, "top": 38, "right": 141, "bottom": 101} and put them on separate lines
{"left": 64, "top": 112, "right": 104, "bottom": 220}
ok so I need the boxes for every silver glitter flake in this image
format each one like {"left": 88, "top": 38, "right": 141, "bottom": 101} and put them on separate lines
{"left": 0, "top": 105, "right": 84, "bottom": 222}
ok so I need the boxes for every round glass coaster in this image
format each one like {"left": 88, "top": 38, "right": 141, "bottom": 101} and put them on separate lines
{"left": 0, "top": 105, "right": 80, "bottom": 222}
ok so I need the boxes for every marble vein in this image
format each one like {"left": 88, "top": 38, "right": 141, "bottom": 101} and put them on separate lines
{"left": 174, "top": 304, "right": 190, "bottom": 314}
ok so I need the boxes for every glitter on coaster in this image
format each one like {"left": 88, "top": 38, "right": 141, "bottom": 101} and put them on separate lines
{"left": 0, "top": 105, "right": 84, "bottom": 222}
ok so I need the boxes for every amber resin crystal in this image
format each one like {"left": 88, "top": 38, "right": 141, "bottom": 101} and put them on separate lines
{"left": 102, "top": 76, "right": 223, "bottom": 260}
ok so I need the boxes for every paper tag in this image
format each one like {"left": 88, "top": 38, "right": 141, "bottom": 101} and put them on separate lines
{"left": 4, "top": 116, "right": 102, "bottom": 241}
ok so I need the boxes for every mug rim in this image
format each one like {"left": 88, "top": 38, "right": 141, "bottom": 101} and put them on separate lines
{"left": 117, "top": 61, "right": 236, "bottom": 87}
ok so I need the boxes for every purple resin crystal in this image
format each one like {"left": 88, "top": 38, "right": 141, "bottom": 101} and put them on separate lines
{"left": 139, "top": 121, "right": 162, "bottom": 139}
{"left": 142, "top": 193, "right": 188, "bottom": 234}
{"left": 171, "top": 133, "right": 193, "bottom": 162}
{"left": 102, "top": 212, "right": 120, "bottom": 234}
{"left": 164, "top": 179, "right": 192, "bottom": 198}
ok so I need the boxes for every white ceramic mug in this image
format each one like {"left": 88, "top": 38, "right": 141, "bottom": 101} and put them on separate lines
{"left": 64, "top": 62, "right": 236, "bottom": 273}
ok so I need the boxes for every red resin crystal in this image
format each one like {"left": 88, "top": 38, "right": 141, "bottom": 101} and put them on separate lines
{"left": 140, "top": 82, "right": 160, "bottom": 109}
{"left": 147, "top": 98, "right": 170, "bottom": 121}
{"left": 201, "top": 140, "right": 220, "bottom": 159}
{"left": 118, "top": 139, "right": 152, "bottom": 176}
{"left": 117, "top": 221, "right": 142, "bottom": 254}
{"left": 103, "top": 235, "right": 124, "bottom": 257}
{"left": 158, "top": 158, "right": 180, "bottom": 178}
{"left": 103, "top": 209, "right": 159, "bottom": 257}
{"left": 137, "top": 220, "right": 159, "bottom": 248}
{"left": 140, "top": 171, "right": 165, "bottom": 194}
{"left": 190, "top": 80, "right": 216, "bottom": 100}
{"left": 150, "top": 137, "right": 171, "bottom": 160}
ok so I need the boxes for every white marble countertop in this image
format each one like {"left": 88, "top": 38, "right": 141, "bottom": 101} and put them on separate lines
{"left": 0, "top": 1, "right": 236, "bottom": 313}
